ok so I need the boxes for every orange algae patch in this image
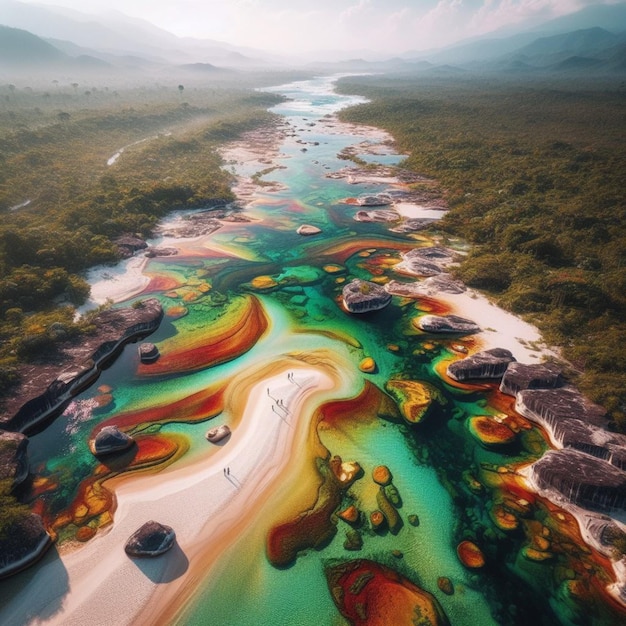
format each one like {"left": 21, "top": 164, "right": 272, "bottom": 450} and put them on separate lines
{"left": 468, "top": 416, "right": 517, "bottom": 447}
{"left": 370, "top": 510, "right": 385, "bottom": 530}
{"left": 338, "top": 505, "right": 360, "bottom": 524}
{"left": 325, "top": 560, "right": 450, "bottom": 626}
{"left": 323, "top": 264, "right": 345, "bottom": 274}
{"left": 385, "top": 379, "right": 443, "bottom": 425}
{"left": 490, "top": 503, "right": 520, "bottom": 531}
{"left": 143, "top": 274, "right": 181, "bottom": 293}
{"left": 166, "top": 305, "right": 188, "bottom": 319}
{"left": 138, "top": 295, "right": 268, "bottom": 376}
{"left": 250, "top": 275, "right": 278, "bottom": 290}
{"left": 359, "top": 357, "right": 376, "bottom": 373}
{"left": 372, "top": 465, "right": 392, "bottom": 486}
{"left": 457, "top": 540, "right": 485, "bottom": 568}
{"left": 311, "top": 237, "right": 414, "bottom": 264}
{"left": 49, "top": 433, "right": 187, "bottom": 543}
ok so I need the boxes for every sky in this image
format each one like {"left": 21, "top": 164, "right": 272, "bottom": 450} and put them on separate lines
{"left": 15, "top": 0, "right": 620, "bottom": 54}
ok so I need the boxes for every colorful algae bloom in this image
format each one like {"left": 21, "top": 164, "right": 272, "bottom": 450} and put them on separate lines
{"left": 2, "top": 76, "right": 624, "bottom": 626}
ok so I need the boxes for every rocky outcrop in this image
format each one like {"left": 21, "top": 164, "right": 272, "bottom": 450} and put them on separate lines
{"left": 396, "top": 246, "right": 458, "bottom": 277}
{"left": 447, "top": 348, "right": 516, "bottom": 381}
{"left": 516, "top": 388, "right": 608, "bottom": 429}
{"left": 342, "top": 279, "right": 391, "bottom": 313}
{"left": 114, "top": 234, "right": 148, "bottom": 258}
{"left": 354, "top": 209, "right": 399, "bottom": 222}
{"left": 385, "top": 276, "right": 465, "bottom": 299}
{"left": 138, "top": 342, "right": 160, "bottom": 363}
{"left": 89, "top": 425, "right": 135, "bottom": 456}
{"left": 499, "top": 362, "right": 563, "bottom": 397}
{"left": 356, "top": 194, "right": 392, "bottom": 206}
{"left": 423, "top": 274, "right": 466, "bottom": 294}
{"left": 296, "top": 224, "right": 321, "bottom": 236}
{"left": 0, "top": 513, "right": 52, "bottom": 579}
{"left": 528, "top": 449, "right": 626, "bottom": 512}
{"left": 417, "top": 314, "right": 480, "bottom": 335}
{"left": 0, "top": 298, "right": 163, "bottom": 434}
{"left": 0, "top": 430, "right": 29, "bottom": 489}
{"left": 124, "top": 521, "right": 176, "bottom": 557}
{"left": 206, "top": 424, "right": 231, "bottom": 443}
{"left": 144, "top": 247, "right": 178, "bottom": 258}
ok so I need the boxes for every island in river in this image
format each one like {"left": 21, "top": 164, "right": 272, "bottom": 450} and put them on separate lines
{"left": 0, "top": 75, "right": 624, "bottom": 626}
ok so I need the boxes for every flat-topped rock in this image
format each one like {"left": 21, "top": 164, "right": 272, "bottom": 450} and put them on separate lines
{"left": 114, "top": 234, "right": 148, "bottom": 258}
{"left": 296, "top": 224, "right": 321, "bottom": 236}
{"left": 515, "top": 387, "right": 609, "bottom": 430}
{"left": 500, "top": 362, "right": 563, "bottom": 396}
{"left": 342, "top": 279, "right": 392, "bottom": 313}
{"left": 385, "top": 276, "right": 465, "bottom": 299}
{"left": 422, "top": 274, "right": 466, "bottom": 294}
{"left": 528, "top": 448, "right": 626, "bottom": 512}
{"left": 447, "top": 348, "right": 516, "bottom": 382}
{"left": 138, "top": 342, "right": 160, "bottom": 363}
{"left": 354, "top": 209, "right": 399, "bottom": 223}
{"left": 89, "top": 425, "right": 134, "bottom": 456}
{"left": 144, "top": 247, "right": 178, "bottom": 258}
{"left": 124, "top": 521, "right": 176, "bottom": 557}
{"left": 417, "top": 314, "right": 480, "bottom": 335}
{"left": 0, "top": 430, "right": 29, "bottom": 489}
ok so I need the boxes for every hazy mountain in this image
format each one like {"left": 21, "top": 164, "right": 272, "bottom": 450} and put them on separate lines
{"left": 0, "top": 24, "right": 67, "bottom": 65}
{"left": 0, "top": 0, "right": 270, "bottom": 66}
{"left": 529, "top": 3, "right": 626, "bottom": 35}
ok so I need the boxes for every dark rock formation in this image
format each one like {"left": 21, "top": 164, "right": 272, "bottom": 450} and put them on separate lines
{"left": 529, "top": 449, "right": 626, "bottom": 512}
{"left": 499, "top": 362, "right": 563, "bottom": 397}
{"left": 353, "top": 209, "right": 399, "bottom": 223}
{"left": 356, "top": 194, "right": 392, "bottom": 206}
{"left": 206, "top": 424, "right": 231, "bottom": 443}
{"left": 447, "top": 348, "right": 516, "bottom": 381}
{"left": 138, "top": 342, "right": 160, "bottom": 363}
{"left": 114, "top": 234, "right": 148, "bottom": 258}
{"left": 296, "top": 224, "right": 321, "bottom": 236}
{"left": 124, "top": 521, "right": 176, "bottom": 557}
{"left": 515, "top": 388, "right": 609, "bottom": 430}
{"left": 0, "top": 298, "right": 163, "bottom": 433}
{"left": 89, "top": 425, "right": 134, "bottom": 456}
{"left": 418, "top": 314, "right": 480, "bottom": 335}
{"left": 342, "top": 279, "right": 392, "bottom": 313}
{"left": 144, "top": 247, "right": 178, "bottom": 258}
{"left": 0, "top": 430, "right": 29, "bottom": 489}
{"left": 0, "top": 513, "right": 52, "bottom": 579}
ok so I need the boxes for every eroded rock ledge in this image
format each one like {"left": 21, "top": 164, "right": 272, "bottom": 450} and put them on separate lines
{"left": 0, "top": 298, "right": 163, "bottom": 434}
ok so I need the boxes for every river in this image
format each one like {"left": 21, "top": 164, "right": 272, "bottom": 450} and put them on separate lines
{"left": 0, "top": 74, "right": 622, "bottom": 626}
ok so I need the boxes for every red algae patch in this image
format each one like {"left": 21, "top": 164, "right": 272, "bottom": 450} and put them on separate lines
{"left": 325, "top": 559, "right": 450, "bottom": 626}
{"left": 139, "top": 295, "right": 268, "bottom": 376}
{"left": 468, "top": 416, "right": 517, "bottom": 447}
{"left": 457, "top": 540, "right": 486, "bottom": 568}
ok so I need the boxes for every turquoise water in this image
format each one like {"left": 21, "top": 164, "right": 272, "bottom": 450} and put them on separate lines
{"left": 6, "top": 75, "right": 620, "bottom": 626}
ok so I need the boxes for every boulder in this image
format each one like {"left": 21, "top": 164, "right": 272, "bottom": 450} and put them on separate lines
{"left": 89, "top": 425, "right": 134, "bottom": 456}
{"left": 417, "top": 314, "right": 480, "bottom": 335}
{"left": 0, "top": 430, "right": 29, "bottom": 489}
{"left": 114, "top": 234, "right": 148, "bottom": 258}
{"left": 422, "top": 274, "right": 466, "bottom": 294}
{"left": 499, "top": 362, "right": 563, "bottom": 396}
{"left": 124, "top": 521, "right": 176, "bottom": 557}
{"left": 138, "top": 342, "right": 160, "bottom": 363}
{"left": 528, "top": 448, "right": 626, "bottom": 512}
{"left": 342, "top": 279, "right": 391, "bottom": 313}
{"left": 296, "top": 224, "right": 321, "bottom": 236}
{"left": 515, "top": 388, "right": 609, "bottom": 430}
{"left": 144, "top": 247, "right": 178, "bottom": 258}
{"left": 447, "top": 348, "right": 516, "bottom": 382}
{"left": 206, "top": 424, "right": 231, "bottom": 443}
{"left": 354, "top": 209, "right": 399, "bottom": 222}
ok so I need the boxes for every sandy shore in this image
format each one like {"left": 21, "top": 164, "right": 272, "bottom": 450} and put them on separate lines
{"left": 0, "top": 361, "right": 337, "bottom": 626}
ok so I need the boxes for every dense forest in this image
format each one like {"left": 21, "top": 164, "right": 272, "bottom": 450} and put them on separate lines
{"left": 0, "top": 74, "right": 298, "bottom": 400}
{"left": 337, "top": 73, "right": 626, "bottom": 430}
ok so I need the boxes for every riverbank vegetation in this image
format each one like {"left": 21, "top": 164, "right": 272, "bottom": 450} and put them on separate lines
{"left": 0, "top": 74, "right": 297, "bottom": 402}
{"left": 337, "top": 74, "right": 626, "bottom": 430}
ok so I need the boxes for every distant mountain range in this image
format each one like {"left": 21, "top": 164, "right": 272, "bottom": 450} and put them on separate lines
{"left": 1, "top": 0, "right": 625, "bottom": 79}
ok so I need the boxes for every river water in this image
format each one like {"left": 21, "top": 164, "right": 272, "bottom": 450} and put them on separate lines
{"left": 2, "top": 75, "right": 621, "bottom": 626}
